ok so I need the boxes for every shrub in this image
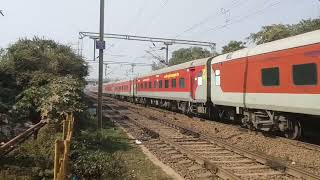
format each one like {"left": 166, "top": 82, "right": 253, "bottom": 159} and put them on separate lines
{"left": 71, "top": 151, "right": 128, "bottom": 180}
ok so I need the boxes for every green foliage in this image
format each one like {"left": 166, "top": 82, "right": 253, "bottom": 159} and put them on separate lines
{"left": 2, "top": 37, "right": 87, "bottom": 87}
{"left": 169, "top": 47, "right": 211, "bottom": 66}
{"left": 221, "top": 41, "right": 246, "bottom": 54}
{"left": 70, "top": 115, "right": 130, "bottom": 179}
{"left": 248, "top": 24, "right": 292, "bottom": 45}
{"left": 248, "top": 18, "right": 320, "bottom": 44}
{"left": 14, "top": 126, "right": 60, "bottom": 169}
{"left": 12, "top": 76, "right": 86, "bottom": 122}
{"left": 71, "top": 151, "right": 127, "bottom": 179}
{"left": 0, "top": 37, "right": 88, "bottom": 123}
{"left": 293, "top": 19, "right": 320, "bottom": 34}
{"left": 0, "top": 51, "right": 18, "bottom": 112}
{"left": 151, "top": 61, "right": 166, "bottom": 70}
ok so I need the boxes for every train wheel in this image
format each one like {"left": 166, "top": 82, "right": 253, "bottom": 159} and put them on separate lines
{"left": 285, "top": 119, "right": 302, "bottom": 140}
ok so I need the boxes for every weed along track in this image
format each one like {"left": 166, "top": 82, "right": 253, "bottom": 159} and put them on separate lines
{"left": 100, "top": 97, "right": 320, "bottom": 180}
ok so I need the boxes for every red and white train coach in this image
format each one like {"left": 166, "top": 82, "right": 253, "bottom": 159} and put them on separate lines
{"left": 134, "top": 57, "right": 209, "bottom": 110}
{"left": 103, "top": 30, "right": 320, "bottom": 139}
{"left": 210, "top": 30, "right": 320, "bottom": 139}
{"left": 104, "top": 79, "right": 132, "bottom": 99}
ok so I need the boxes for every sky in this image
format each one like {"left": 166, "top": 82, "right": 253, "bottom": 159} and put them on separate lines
{"left": 0, "top": 0, "right": 319, "bottom": 80}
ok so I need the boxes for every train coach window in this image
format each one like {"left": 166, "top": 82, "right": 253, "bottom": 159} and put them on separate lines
{"left": 261, "top": 67, "right": 280, "bottom": 86}
{"left": 293, "top": 63, "right": 317, "bottom": 85}
{"left": 215, "top": 70, "right": 221, "bottom": 86}
{"left": 159, "top": 80, "right": 163, "bottom": 88}
{"left": 149, "top": 82, "right": 152, "bottom": 88}
{"left": 179, "top": 78, "right": 185, "bottom": 88}
{"left": 172, "top": 79, "right": 176, "bottom": 88}
{"left": 165, "top": 80, "right": 169, "bottom": 88}
{"left": 144, "top": 82, "right": 148, "bottom": 89}
{"left": 154, "top": 81, "right": 157, "bottom": 88}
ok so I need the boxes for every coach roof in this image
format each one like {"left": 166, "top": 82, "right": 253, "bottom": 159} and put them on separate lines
{"left": 212, "top": 29, "right": 320, "bottom": 64}
{"left": 137, "top": 57, "right": 210, "bottom": 79}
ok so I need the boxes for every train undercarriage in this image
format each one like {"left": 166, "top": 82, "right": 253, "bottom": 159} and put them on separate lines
{"left": 108, "top": 94, "right": 308, "bottom": 140}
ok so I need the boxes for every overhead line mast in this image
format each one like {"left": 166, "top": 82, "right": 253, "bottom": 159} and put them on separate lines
{"left": 97, "top": 0, "right": 105, "bottom": 130}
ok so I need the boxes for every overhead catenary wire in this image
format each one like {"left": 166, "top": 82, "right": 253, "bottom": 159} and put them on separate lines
{"left": 200, "top": 0, "right": 283, "bottom": 34}
{"left": 104, "top": 0, "right": 149, "bottom": 53}
{"left": 173, "top": 0, "right": 249, "bottom": 38}
{"left": 113, "top": 0, "right": 169, "bottom": 59}
{"left": 143, "top": 0, "right": 169, "bottom": 29}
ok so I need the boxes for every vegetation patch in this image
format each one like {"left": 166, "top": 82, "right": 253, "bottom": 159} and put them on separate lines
{"left": 70, "top": 113, "right": 172, "bottom": 180}
{"left": 0, "top": 37, "right": 88, "bottom": 179}
{"left": 0, "top": 126, "right": 60, "bottom": 179}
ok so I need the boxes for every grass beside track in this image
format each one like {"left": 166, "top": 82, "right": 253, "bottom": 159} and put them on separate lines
{"left": 70, "top": 115, "right": 172, "bottom": 180}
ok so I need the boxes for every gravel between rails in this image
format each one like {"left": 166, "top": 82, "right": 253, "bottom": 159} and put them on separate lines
{"left": 103, "top": 102, "right": 220, "bottom": 180}
{"left": 108, "top": 98, "right": 320, "bottom": 176}
{"left": 104, "top": 99, "right": 303, "bottom": 179}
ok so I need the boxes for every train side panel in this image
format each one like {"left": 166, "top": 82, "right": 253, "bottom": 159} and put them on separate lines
{"left": 135, "top": 58, "right": 208, "bottom": 103}
{"left": 211, "top": 31, "right": 320, "bottom": 116}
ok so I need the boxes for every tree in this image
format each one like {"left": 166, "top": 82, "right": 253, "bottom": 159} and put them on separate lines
{"left": 221, "top": 41, "right": 246, "bottom": 54}
{"left": 248, "top": 18, "right": 320, "bottom": 45}
{"left": 293, "top": 19, "right": 320, "bottom": 34}
{"left": 169, "top": 47, "right": 211, "bottom": 66}
{"left": 0, "top": 37, "right": 88, "bottom": 122}
{"left": 151, "top": 61, "right": 166, "bottom": 70}
{"left": 1, "top": 37, "right": 88, "bottom": 88}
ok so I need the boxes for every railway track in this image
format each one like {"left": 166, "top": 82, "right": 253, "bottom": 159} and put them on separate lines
{"left": 117, "top": 98, "right": 320, "bottom": 154}
{"left": 101, "top": 97, "right": 320, "bottom": 180}
{"left": 103, "top": 107, "right": 217, "bottom": 179}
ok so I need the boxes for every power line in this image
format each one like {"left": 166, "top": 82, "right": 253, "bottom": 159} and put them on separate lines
{"left": 199, "top": 0, "right": 283, "bottom": 34}
{"left": 173, "top": 0, "right": 249, "bottom": 38}
{"left": 142, "top": 0, "right": 169, "bottom": 31}
{"left": 121, "top": 0, "right": 169, "bottom": 65}
{"left": 104, "top": 0, "right": 149, "bottom": 54}
{"left": 128, "top": 0, "right": 149, "bottom": 32}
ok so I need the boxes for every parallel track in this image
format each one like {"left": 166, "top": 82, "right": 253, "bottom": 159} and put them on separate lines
{"left": 122, "top": 98, "right": 320, "bottom": 153}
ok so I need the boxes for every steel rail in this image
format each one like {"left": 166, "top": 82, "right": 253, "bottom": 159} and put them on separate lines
{"left": 147, "top": 105, "right": 320, "bottom": 153}
{"left": 149, "top": 116, "right": 320, "bottom": 180}
{"left": 0, "top": 120, "right": 46, "bottom": 156}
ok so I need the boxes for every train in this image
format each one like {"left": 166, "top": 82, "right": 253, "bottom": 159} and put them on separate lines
{"left": 103, "top": 30, "right": 320, "bottom": 139}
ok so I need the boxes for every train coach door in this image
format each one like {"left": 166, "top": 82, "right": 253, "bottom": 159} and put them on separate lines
{"left": 190, "top": 67, "right": 196, "bottom": 100}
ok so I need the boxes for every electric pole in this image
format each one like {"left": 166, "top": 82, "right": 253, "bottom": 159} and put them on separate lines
{"left": 163, "top": 42, "right": 172, "bottom": 65}
{"left": 93, "top": 39, "right": 97, "bottom": 61}
{"left": 97, "top": 0, "right": 105, "bottom": 130}
{"left": 104, "top": 64, "right": 108, "bottom": 77}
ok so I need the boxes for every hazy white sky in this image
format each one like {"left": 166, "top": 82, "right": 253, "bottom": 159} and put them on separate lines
{"left": 1, "top": 0, "right": 319, "bottom": 79}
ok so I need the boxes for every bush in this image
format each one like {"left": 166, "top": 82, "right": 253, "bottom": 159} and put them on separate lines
{"left": 71, "top": 151, "right": 128, "bottom": 180}
{"left": 14, "top": 126, "right": 60, "bottom": 169}
{"left": 70, "top": 113, "right": 130, "bottom": 179}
